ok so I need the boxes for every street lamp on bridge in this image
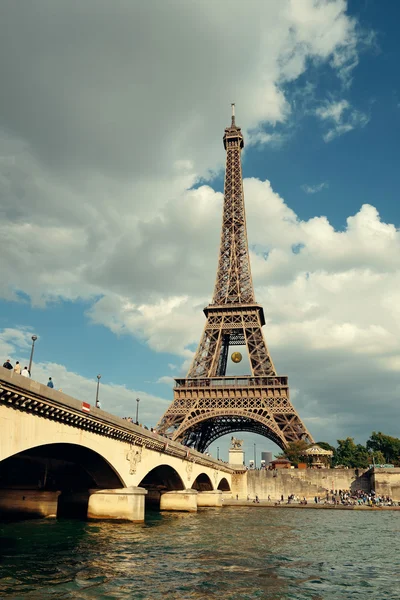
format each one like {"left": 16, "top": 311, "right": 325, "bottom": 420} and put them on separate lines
{"left": 136, "top": 397, "right": 140, "bottom": 425}
{"left": 95, "top": 374, "right": 101, "bottom": 408}
{"left": 217, "top": 446, "right": 220, "bottom": 460}
{"left": 254, "top": 443, "right": 257, "bottom": 469}
{"left": 28, "top": 335, "right": 38, "bottom": 376}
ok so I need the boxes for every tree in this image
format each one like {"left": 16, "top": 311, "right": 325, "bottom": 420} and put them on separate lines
{"left": 276, "top": 440, "right": 309, "bottom": 467}
{"left": 335, "top": 437, "right": 370, "bottom": 468}
{"left": 316, "top": 441, "right": 335, "bottom": 453}
{"left": 371, "top": 450, "right": 386, "bottom": 465}
{"left": 366, "top": 432, "right": 400, "bottom": 466}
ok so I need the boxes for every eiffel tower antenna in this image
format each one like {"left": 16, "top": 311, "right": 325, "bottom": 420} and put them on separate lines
{"left": 156, "top": 107, "right": 313, "bottom": 452}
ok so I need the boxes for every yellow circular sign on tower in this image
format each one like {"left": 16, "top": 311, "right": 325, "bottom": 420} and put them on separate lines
{"left": 231, "top": 352, "right": 242, "bottom": 363}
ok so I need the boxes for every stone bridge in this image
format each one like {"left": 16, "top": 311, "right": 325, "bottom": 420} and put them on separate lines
{"left": 0, "top": 368, "right": 238, "bottom": 522}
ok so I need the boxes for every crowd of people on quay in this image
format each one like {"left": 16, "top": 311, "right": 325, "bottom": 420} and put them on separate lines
{"left": 323, "top": 488, "right": 396, "bottom": 506}
{"left": 247, "top": 489, "right": 397, "bottom": 506}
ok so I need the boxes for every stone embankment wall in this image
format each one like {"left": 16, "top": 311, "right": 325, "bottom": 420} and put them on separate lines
{"left": 232, "top": 468, "right": 371, "bottom": 501}
{"left": 371, "top": 468, "right": 400, "bottom": 500}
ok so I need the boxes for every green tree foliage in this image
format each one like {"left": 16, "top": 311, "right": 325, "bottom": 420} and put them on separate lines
{"left": 371, "top": 450, "right": 386, "bottom": 465}
{"left": 276, "top": 440, "right": 309, "bottom": 466}
{"left": 315, "top": 441, "right": 335, "bottom": 453}
{"left": 366, "top": 432, "right": 400, "bottom": 465}
{"left": 275, "top": 433, "right": 398, "bottom": 470}
{"left": 334, "top": 437, "right": 370, "bottom": 468}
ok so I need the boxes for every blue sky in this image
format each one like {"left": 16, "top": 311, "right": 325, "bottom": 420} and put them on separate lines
{"left": 1, "top": 0, "right": 400, "bottom": 462}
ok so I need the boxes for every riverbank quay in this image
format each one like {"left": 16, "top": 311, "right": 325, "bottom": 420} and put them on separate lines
{"left": 236, "top": 466, "right": 400, "bottom": 502}
{"left": 222, "top": 499, "right": 400, "bottom": 511}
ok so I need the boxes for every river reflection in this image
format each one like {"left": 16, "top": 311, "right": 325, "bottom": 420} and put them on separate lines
{"left": 1, "top": 507, "right": 400, "bottom": 599}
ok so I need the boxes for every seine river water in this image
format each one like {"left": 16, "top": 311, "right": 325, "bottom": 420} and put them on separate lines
{"left": 1, "top": 507, "right": 399, "bottom": 599}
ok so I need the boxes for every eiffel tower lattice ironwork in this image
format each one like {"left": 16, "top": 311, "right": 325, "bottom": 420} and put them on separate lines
{"left": 157, "top": 105, "right": 313, "bottom": 452}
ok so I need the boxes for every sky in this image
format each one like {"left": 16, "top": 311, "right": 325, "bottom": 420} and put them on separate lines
{"left": 1, "top": 0, "right": 400, "bottom": 463}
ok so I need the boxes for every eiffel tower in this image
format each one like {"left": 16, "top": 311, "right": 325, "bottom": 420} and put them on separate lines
{"left": 157, "top": 105, "right": 313, "bottom": 452}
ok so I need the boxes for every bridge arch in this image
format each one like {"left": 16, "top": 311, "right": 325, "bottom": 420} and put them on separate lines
{"left": 192, "top": 473, "right": 213, "bottom": 491}
{"left": 217, "top": 477, "right": 230, "bottom": 492}
{"left": 138, "top": 464, "right": 185, "bottom": 508}
{"left": 0, "top": 443, "right": 125, "bottom": 491}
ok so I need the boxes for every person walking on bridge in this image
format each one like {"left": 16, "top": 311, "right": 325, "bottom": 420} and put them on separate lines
{"left": 14, "top": 361, "right": 21, "bottom": 374}
{"left": 47, "top": 377, "right": 54, "bottom": 388}
{"left": 3, "top": 359, "right": 13, "bottom": 370}
{"left": 21, "top": 366, "right": 30, "bottom": 378}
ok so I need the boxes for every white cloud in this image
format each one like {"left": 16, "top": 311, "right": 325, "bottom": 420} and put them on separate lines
{"left": 157, "top": 376, "right": 176, "bottom": 386}
{"left": 1, "top": 1, "right": 388, "bottom": 444}
{"left": 301, "top": 182, "right": 329, "bottom": 194}
{"left": 247, "top": 130, "right": 286, "bottom": 147}
{"left": 316, "top": 99, "right": 369, "bottom": 141}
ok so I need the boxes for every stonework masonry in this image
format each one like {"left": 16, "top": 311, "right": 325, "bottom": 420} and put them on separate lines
{"left": 232, "top": 468, "right": 374, "bottom": 501}
{"left": 371, "top": 468, "right": 400, "bottom": 500}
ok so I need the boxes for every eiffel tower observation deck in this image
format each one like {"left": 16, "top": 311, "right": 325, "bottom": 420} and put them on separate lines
{"left": 157, "top": 106, "right": 313, "bottom": 452}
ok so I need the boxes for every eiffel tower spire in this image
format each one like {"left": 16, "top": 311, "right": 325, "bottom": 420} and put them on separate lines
{"left": 156, "top": 107, "right": 313, "bottom": 452}
{"left": 213, "top": 103, "right": 254, "bottom": 305}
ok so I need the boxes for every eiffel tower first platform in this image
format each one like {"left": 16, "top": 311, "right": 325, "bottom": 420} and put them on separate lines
{"left": 157, "top": 105, "right": 313, "bottom": 452}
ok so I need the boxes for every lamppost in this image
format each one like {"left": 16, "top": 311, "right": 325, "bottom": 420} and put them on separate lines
{"left": 95, "top": 374, "right": 101, "bottom": 408}
{"left": 217, "top": 447, "right": 220, "bottom": 460}
{"left": 369, "top": 448, "right": 376, "bottom": 467}
{"left": 28, "top": 335, "right": 38, "bottom": 375}
{"left": 254, "top": 443, "right": 257, "bottom": 469}
{"left": 136, "top": 397, "right": 140, "bottom": 424}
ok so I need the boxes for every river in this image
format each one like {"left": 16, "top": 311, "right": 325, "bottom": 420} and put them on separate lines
{"left": 1, "top": 507, "right": 399, "bottom": 599}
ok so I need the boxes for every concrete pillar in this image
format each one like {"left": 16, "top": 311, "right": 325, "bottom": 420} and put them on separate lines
{"left": 197, "top": 490, "right": 223, "bottom": 507}
{"left": 160, "top": 489, "right": 198, "bottom": 512}
{"left": 87, "top": 487, "right": 147, "bottom": 522}
{"left": 0, "top": 490, "right": 61, "bottom": 519}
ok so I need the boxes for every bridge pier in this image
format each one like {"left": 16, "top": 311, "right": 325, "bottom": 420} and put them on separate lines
{"left": 87, "top": 487, "right": 147, "bottom": 522}
{"left": 197, "top": 490, "right": 223, "bottom": 507}
{"left": 160, "top": 489, "right": 198, "bottom": 512}
{"left": 0, "top": 490, "right": 61, "bottom": 520}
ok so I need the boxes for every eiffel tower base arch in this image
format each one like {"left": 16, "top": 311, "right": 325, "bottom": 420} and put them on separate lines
{"left": 157, "top": 376, "right": 313, "bottom": 453}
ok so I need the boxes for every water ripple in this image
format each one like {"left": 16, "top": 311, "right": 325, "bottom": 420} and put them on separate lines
{"left": 1, "top": 509, "right": 400, "bottom": 599}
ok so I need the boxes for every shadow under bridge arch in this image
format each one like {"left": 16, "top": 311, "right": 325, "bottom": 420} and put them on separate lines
{"left": 138, "top": 465, "right": 184, "bottom": 509}
{"left": 0, "top": 443, "right": 125, "bottom": 519}
{"left": 192, "top": 473, "right": 213, "bottom": 491}
{"left": 0, "top": 443, "right": 124, "bottom": 491}
{"left": 217, "top": 477, "right": 230, "bottom": 492}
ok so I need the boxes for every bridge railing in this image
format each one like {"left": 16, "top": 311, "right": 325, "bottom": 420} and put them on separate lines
{"left": 174, "top": 376, "right": 288, "bottom": 388}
